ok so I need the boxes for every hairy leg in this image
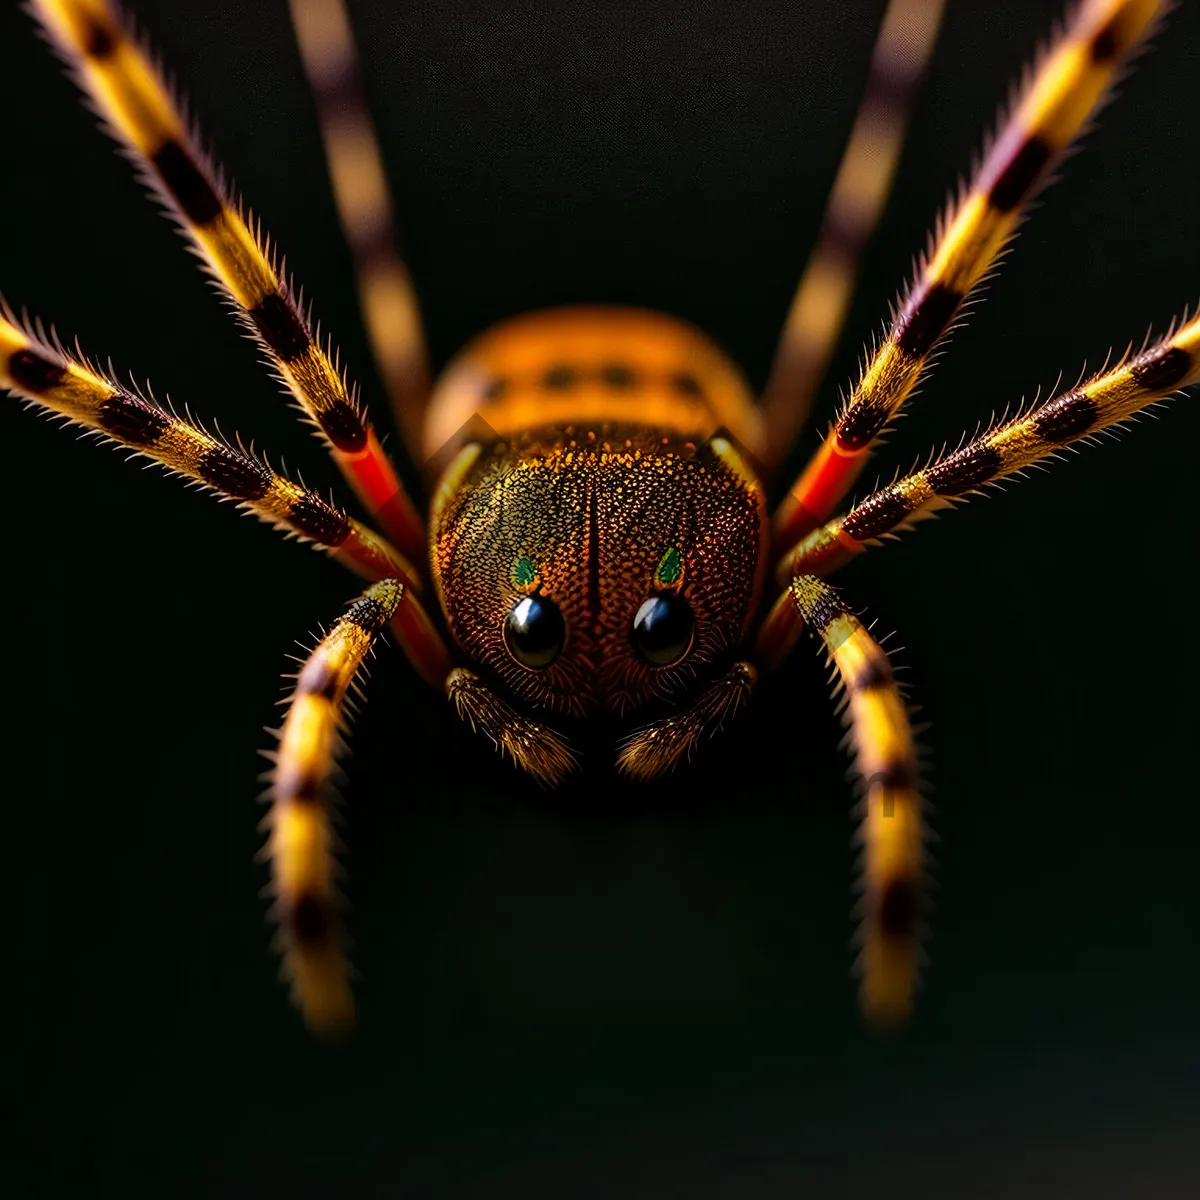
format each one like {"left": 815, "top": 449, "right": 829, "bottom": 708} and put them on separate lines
{"left": 758, "top": 576, "right": 924, "bottom": 1026}
{"left": 446, "top": 668, "right": 576, "bottom": 787}
{"left": 31, "top": 0, "right": 426, "bottom": 558}
{"left": 773, "top": 0, "right": 1161, "bottom": 554}
{"left": 266, "top": 578, "right": 402, "bottom": 1035}
{"left": 0, "top": 307, "right": 451, "bottom": 686}
{"left": 779, "top": 308, "right": 1200, "bottom": 580}
{"left": 616, "top": 663, "right": 758, "bottom": 782}
{"left": 762, "top": 0, "right": 946, "bottom": 466}
{"left": 288, "top": 0, "right": 431, "bottom": 455}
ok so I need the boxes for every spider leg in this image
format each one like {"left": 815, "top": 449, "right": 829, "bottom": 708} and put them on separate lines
{"left": 288, "top": 0, "right": 430, "bottom": 457}
{"left": 773, "top": 0, "right": 1162, "bottom": 556}
{"left": 757, "top": 575, "right": 924, "bottom": 1028}
{"left": 266, "top": 578, "right": 402, "bottom": 1035}
{"left": 777, "top": 309, "right": 1200, "bottom": 580}
{"left": 30, "top": 0, "right": 425, "bottom": 560}
{"left": 0, "top": 307, "right": 451, "bottom": 687}
{"left": 446, "top": 668, "right": 577, "bottom": 787}
{"left": 761, "top": 0, "right": 947, "bottom": 466}
{"left": 615, "top": 663, "right": 758, "bottom": 782}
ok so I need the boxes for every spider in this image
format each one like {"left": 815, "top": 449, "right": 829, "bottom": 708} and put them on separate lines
{"left": 3, "top": 0, "right": 1196, "bottom": 1038}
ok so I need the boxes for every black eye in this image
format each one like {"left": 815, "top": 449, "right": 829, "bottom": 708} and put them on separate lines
{"left": 505, "top": 594, "right": 566, "bottom": 668}
{"left": 632, "top": 594, "right": 694, "bottom": 666}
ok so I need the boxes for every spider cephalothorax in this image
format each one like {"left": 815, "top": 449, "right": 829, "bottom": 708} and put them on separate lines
{"left": 3, "top": 0, "right": 1196, "bottom": 1035}
{"left": 428, "top": 308, "right": 768, "bottom": 728}
{"left": 431, "top": 425, "right": 767, "bottom": 714}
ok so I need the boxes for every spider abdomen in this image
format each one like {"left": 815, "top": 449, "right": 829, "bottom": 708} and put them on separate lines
{"left": 422, "top": 305, "right": 766, "bottom": 461}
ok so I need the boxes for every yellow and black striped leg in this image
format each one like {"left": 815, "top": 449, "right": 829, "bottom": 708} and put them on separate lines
{"left": 762, "top": 0, "right": 946, "bottom": 466}
{"left": 267, "top": 579, "right": 401, "bottom": 1035}
{"left": 31, "top": 0, "right": 426, "bottom": 560}
{"left": 773, "top": 0, "right": 1162, "bottom": 554}
{"left": 779, "top": 310, "right": 1200, "bottom": 580}
{"left": 0, "top": 308, "right": 452, "bottom": 687}
{"left": 288, "top": 0, "right": 430, "bottom": 456}
{"left": 757, "top": 577, "right": 924, "bottom": 1027}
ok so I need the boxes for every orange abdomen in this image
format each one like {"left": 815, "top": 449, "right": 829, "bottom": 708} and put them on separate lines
{"left": 423, "top": 306, "right": 765, "bottom": 463}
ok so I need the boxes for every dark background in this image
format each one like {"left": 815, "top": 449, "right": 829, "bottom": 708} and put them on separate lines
{"left": 4, "top": 0, "right": 1199, "bottom": 1194}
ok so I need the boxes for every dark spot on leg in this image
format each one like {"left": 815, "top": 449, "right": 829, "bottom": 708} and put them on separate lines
{"left": 1089, "top": 21, "right": 1119, "bottom": 62}
{"left": 346, "top": 216, "right": 398, "bottom": 263}
{"left": 1089, "top": 8, "right": 1138, "bottom": 63}
{"left": 288, "top": 495, "right": 351, "bottom": 546}
{"left": 895, "top": 281, "right": 961, "bottom": 360}
{"left": 986, "top": 135, "right": 1052, "bottom": 213}
{"left": 7, "top": 348, "right": 66, "bottom": 392}
{"left": 247, "top": 292, "right": 310, "bottom": 363}
{"left": 926, "top": 443, "right": 1003, "bottom": 495}
{"left": 1130, "top": 345, "right": 1191, "bottom": 392}
{"left": 836, "top": 401, "right": 890, "bottom": 451}
{"left": 311, "top": 63, "right": 359, "bottom": 112}
{"left": 862, "top": 57, "right": 915, "bottom": 113}
{"left": 83, "top": 17, "right": 117, "bottom": 60}
{"left": 297, "top": 655, "right": 341, "bottom": 702}
{"left": 877, "top": 877, "right": 920, "bottom": 940}
{"left": 541, "top": 365, "right": 578, "bottom": 390}
{"left": 97, "top": 391, "right": 171, "bottom": 445}
{"left": 599, "top": 363, "right": 636, "bottom": 389}
{"left": 795, "top": 583, "right": 847, "bottom": 633}
{"left": 288, "top": 892, "right": 331, "bottom": 946}
{"left": 482, "top": 377, "right": 508, "bottom": 401}
{"left": 150, "top": 140, "right": 223, "bottom": 226}
{"left": 1032, "top": 392, "right": 1098, "bottom": 443}
{"left": 318, "top": 400, "right": 368, "bottom": 454}
{"left": 344, "top": 596, "right": 388, "bottom": 635}
{"left": 850, "top": 656, "right": 893, "bottom": 693}
{"left": 276, "top": 760, "right": 324, "bottom": 805}
{"left": 843, "top": 490, "right": 914, "bottom": 541}
{"left": 197, "top": 445, "right": 273, "bottom": 500}
{"left": 821, "top": 206, "right": 866, "bottom": 262}
{"left": 867, "top": 759, "right": 917, "bottom": 793}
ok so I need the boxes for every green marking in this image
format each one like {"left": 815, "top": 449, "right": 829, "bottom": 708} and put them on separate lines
{"left": 655, "top": 545, "right": 682, "bottom": 586}
{"left": 513, "top": 555, "right": 537, "bottom": 589}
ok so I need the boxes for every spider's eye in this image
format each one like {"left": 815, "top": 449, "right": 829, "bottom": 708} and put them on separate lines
{"left": 504, "top": 594, "right": 565, "bottom": 668}
{"left": 632, "top": 594, "right": 694, "bottom": 666}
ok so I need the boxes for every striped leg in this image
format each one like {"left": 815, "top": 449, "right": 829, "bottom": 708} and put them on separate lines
{"left": 0, "top": 307, "right": 451, "bottom": 687}
{"left": 267, "top": 579, "right": 402, "bottom": 1035}
{"left": 778, "top": 309, "right": 1200, "bottom": 580}
{"left": 288, "top": 0, "right": 431, "bottom": 456}
{"left": 761, "top": 0, "right": 946, "bottom": 466}
{"left": 31, "top": 0, "right": 425, "bottom": 560}
{"left": 773, "top": 0, "right": 1161, "bottom": 555}
{"left": 757, "top": 577, "right": 924, "bottom": 1027}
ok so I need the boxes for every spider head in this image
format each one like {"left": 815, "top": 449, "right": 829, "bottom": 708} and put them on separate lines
{"left": 430, "top": 427, "right": 767, "bottom": 724}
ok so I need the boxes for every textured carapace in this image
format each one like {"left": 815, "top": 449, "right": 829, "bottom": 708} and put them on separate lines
{"left": 427, "top": 307, "right": 769, "bottom": 718}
